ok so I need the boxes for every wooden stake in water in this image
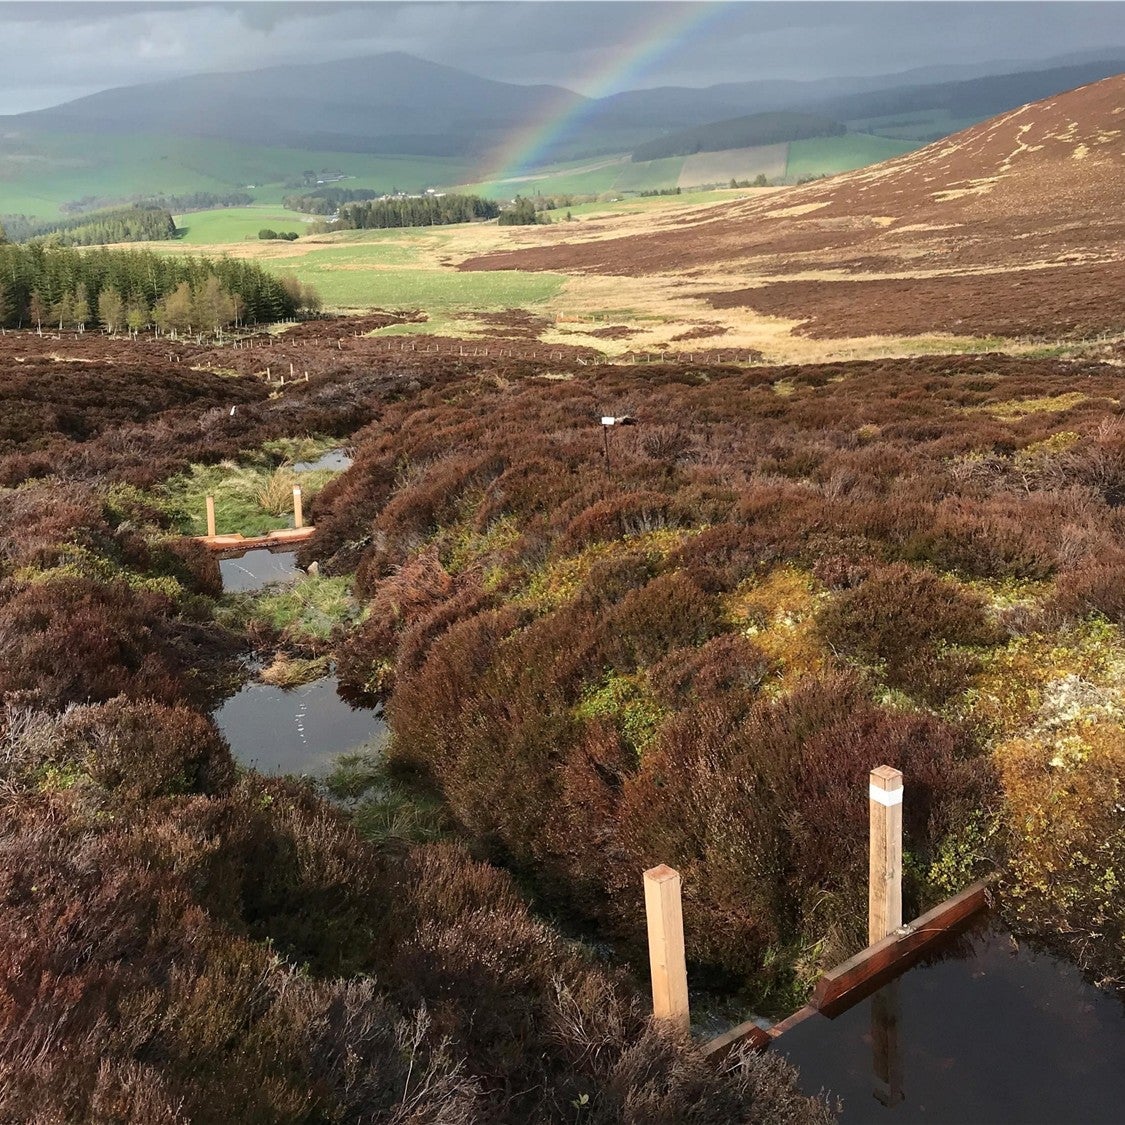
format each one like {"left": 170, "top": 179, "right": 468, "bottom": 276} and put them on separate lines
{"left": 292, "top": 486, "right": 303, "bottom": 530}
{"left": 205, "top": 495, "right": 216, "bottom": 538}
{"left": 643, "top": 865, "right": 690, "bottom": 1033}
{"left": 869, "top": 766, "right": 904, "bottom": 945}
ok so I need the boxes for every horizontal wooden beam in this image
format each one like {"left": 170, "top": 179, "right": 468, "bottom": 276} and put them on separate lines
{"left": 812, "top": 879, "right": 991, "bottom": 1014}
{"left": 699, "top": 880, "right": 991, "bottom": 1061}
{"left": 196, "top": 526, "right": 316, "bottom": 553}
{"left": 699, "top": 1020, "right": 772, "bottom": 1062}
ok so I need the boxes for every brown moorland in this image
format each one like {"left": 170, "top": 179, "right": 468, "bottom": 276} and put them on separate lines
{"left": 460, "top": 76, "right": 1125, "bottom": 342}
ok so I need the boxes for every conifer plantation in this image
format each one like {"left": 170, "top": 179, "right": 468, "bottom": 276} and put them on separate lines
{"left": 0, "top": 245, "right": 311, "bottom": 330}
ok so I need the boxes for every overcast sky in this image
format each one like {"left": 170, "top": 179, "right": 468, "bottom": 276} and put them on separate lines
{"left": 1, "top": 1, "right": 1122, "bottom": 115}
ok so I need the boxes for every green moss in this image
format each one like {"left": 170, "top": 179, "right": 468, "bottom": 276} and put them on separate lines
{"left": 518, "top": 529, "right": 696, "bottom": 614}
{"left": 575, "top": 672, "right": 669, "bottom": 758}
{"left": 442, "top": 515, "right": 520, "bottom": 576}
{"left": 13, "top": 545, "right": 186, "bottom": 600}
{"left": 926, "top": 810, "right": 1002, "bottom": 896}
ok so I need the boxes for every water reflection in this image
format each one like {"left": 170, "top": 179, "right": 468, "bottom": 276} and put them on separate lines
{"left": 777, "top": 920, "right": 1125, "bottom": 1123}
{"left": 292, "top": 448, "right": 353, "bottom": 473}
{"left": 219, "top": 548, "right": 300, "bottom": 592}
{"left": 213, "top": 675, "right": 384, "bottom": 776}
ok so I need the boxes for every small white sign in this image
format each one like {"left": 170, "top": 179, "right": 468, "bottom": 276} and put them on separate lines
{"left": 601, "top": 416, "right": 616, "bottom": 425}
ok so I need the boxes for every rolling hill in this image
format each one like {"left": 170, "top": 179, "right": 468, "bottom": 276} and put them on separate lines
{"left": 631, "top": 112, "right": 845, "bottom": 162}
{"left": 3, "top": 52, "right": 584, "bottom": 157}
{"left": 1, "top": 51, "right": 1122, "bottom": 219}
{"left": 460, "top": 75, "right": 1125, "bottom": 341}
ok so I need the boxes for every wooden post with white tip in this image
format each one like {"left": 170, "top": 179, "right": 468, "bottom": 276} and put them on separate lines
{"left": 869, "top": 766, "right": 904, "bottom": 945}
{"left": 643, "top": 864, "right": 690, "bottom": 1033}
{"left": 292, "top": 486, "right": 304, "bottom": 530}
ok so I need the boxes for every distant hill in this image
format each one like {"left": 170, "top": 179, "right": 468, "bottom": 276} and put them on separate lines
{"left": 632, "top": 112, "right": 845, "bottom": 162}
{"left": 806, "top": 60, "right": 1125, "bottom": 128}
{"left": 0, "top": 50, "right": 1121, "bottom": 216}
{"left": 461, "top": 76, "right": 1125, "bottom": 341}
{"left": 2, "top": 52, "right": 585, "bottom": 158}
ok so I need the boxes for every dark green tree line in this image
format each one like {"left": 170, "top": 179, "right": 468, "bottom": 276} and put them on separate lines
{"left": 3, "top": 206, "right": 177, "bottom": 247}
{"left": 335, "top": 193, "right": 499, "bottom": 230}
{"left": 0, "top": 244, "right": 311, "bottom": 330}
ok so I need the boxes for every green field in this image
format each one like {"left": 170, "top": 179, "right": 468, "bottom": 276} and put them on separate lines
{"left": 613, "top": 157, "right": 685, "bottom": 192}
{"left": 174, "top": 206, "right": 315, "bottom": 244}
{"left": 784, "top": 133, "right": 916, "bottom": 180}
{"left": 296, "top": 262, "right": 564, "bottom": 312}
{"left": 0, "top": 131, "right": 471, "bottom": 219}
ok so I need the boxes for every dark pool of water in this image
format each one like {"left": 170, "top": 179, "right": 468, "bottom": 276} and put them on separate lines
{"left": 292, "top": 448, "right": 352, "bottom": 472}
{"left": 219, "top": 548, "right": 300, "bottom": 592}
{"left": 213, "top": 675, "right": 384, "bottom": 776}
{"left": 776, "top": 920, "right": 1125, "bottom": 1124}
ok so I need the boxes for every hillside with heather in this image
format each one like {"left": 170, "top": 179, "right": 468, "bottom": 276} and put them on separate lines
{"left": 2, "top": 13, "right": 1125, "bottom": 1123}
{"left": 462, "top": 76, "right": 1125, "bottom": 341}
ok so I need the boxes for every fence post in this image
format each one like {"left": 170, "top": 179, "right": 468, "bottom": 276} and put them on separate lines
{"left": 293, "top": 486, "right": 304, "bottom": 530}
{"left": 643, "top": 865, "right": 690, "bottom": 1033}
{"left": 205, "top": 495, "right": 216, "bottom": 538}
{"left": 869, "top": 766, "right": 904, "bottom": 944}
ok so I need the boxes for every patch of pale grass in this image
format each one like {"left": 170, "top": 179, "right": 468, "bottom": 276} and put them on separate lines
{"left": 259, "top": 653, "right": 332, "bottom": 688}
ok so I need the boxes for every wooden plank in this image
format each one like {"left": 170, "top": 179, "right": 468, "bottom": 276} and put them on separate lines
{"left": 812, "top": 880, "right": 990, "bottom": 1013}
{"left": 767, "top": 1003, "right": 819, "bottom": 1038}
{"left": 700, "top": 881, "right": 990, "bottom": 1062}
{"left": 700, "top": 1020, "right": 772, "bottom": 1061}
{"left": 196, "top": 526, "right": 316, "bottom": 553}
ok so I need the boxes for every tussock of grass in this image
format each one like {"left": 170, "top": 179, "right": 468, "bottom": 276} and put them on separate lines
{"left": 259, "top": 653, "right": 331, "bottom": 688}
{"left": 247, "top": 574, "right": 359, "bottom": 642}
{"left": 159, "top": 461, "right": 338, "bottom": 537}
{"left": 322, "top": 749, "right": 448, "bottom": 846}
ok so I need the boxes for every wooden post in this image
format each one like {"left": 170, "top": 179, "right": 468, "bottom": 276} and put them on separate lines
{"left": 292, "top": 486, "right": 304, "bottom": 530}
{"left": 643, "top": 864, "right": 690, "bottom": 1033}
{"left": 205, "top": 495, "right": 216, "bottom": 538}
{"left": 869, "top": 766, "right": 904, "bottom": 945}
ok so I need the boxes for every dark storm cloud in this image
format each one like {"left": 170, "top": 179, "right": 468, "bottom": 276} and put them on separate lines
{"left": 0, "top": 2, "right": 1122, "bottom": 114}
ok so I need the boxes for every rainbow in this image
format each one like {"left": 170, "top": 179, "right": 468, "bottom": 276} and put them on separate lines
{"left": 481, "top": 1, "right": 728, "bottom": 187}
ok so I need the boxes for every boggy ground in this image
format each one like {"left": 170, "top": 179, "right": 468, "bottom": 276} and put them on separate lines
{"left": 0, "top": 326, "right": 835, "bottom": 1124}
{"left": 305, "top": 347, "right": 1125, "bottom": 1005}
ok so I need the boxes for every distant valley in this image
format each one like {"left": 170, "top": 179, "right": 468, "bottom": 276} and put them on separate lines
{"left": 1, "top": 49, "right": 1122, "bottom": 219}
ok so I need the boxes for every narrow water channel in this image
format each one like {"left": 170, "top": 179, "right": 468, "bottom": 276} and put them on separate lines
{"left": 214, "top": 545, "right": 385, "bottom": 776}
{"left": 213, "top": 675, "right": 383, "bottom": 776}
{"left": 219, "top": 547, "right": 301, "bottom": 592}
{"left": 776, "top": 919, "right": 1125, "bottom": 1124}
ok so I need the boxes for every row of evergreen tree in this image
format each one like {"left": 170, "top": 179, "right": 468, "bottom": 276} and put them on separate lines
{"left": 61, "top": 191, "right": 254, "bottom": 216}
{"left": 282, "top": 187, "right": 382, "bottom": 215}
{"left": 332, "top": 193, "right": 500, "bottom": 230}
{"left": 0, "top": 242, "right": 310, "bottom": 330}
{"left": 1, "top": 205, "right": 177, "bottom": 247}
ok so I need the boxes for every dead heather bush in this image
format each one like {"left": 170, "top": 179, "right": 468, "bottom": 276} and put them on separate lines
{"left": 816, "top": 563, "right": 1000, "bottom": 702}
{"left": 607, "top": 571, "right": 723, "bottom": 671}
{"left": 56, "top": 698, "right": 236, "bottom": 798}
{"left": 1051, "top": 548, "right": 1125, "bottom": 624}
{"left": 0, "top": 577, "right": 231, "bottom": 710}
